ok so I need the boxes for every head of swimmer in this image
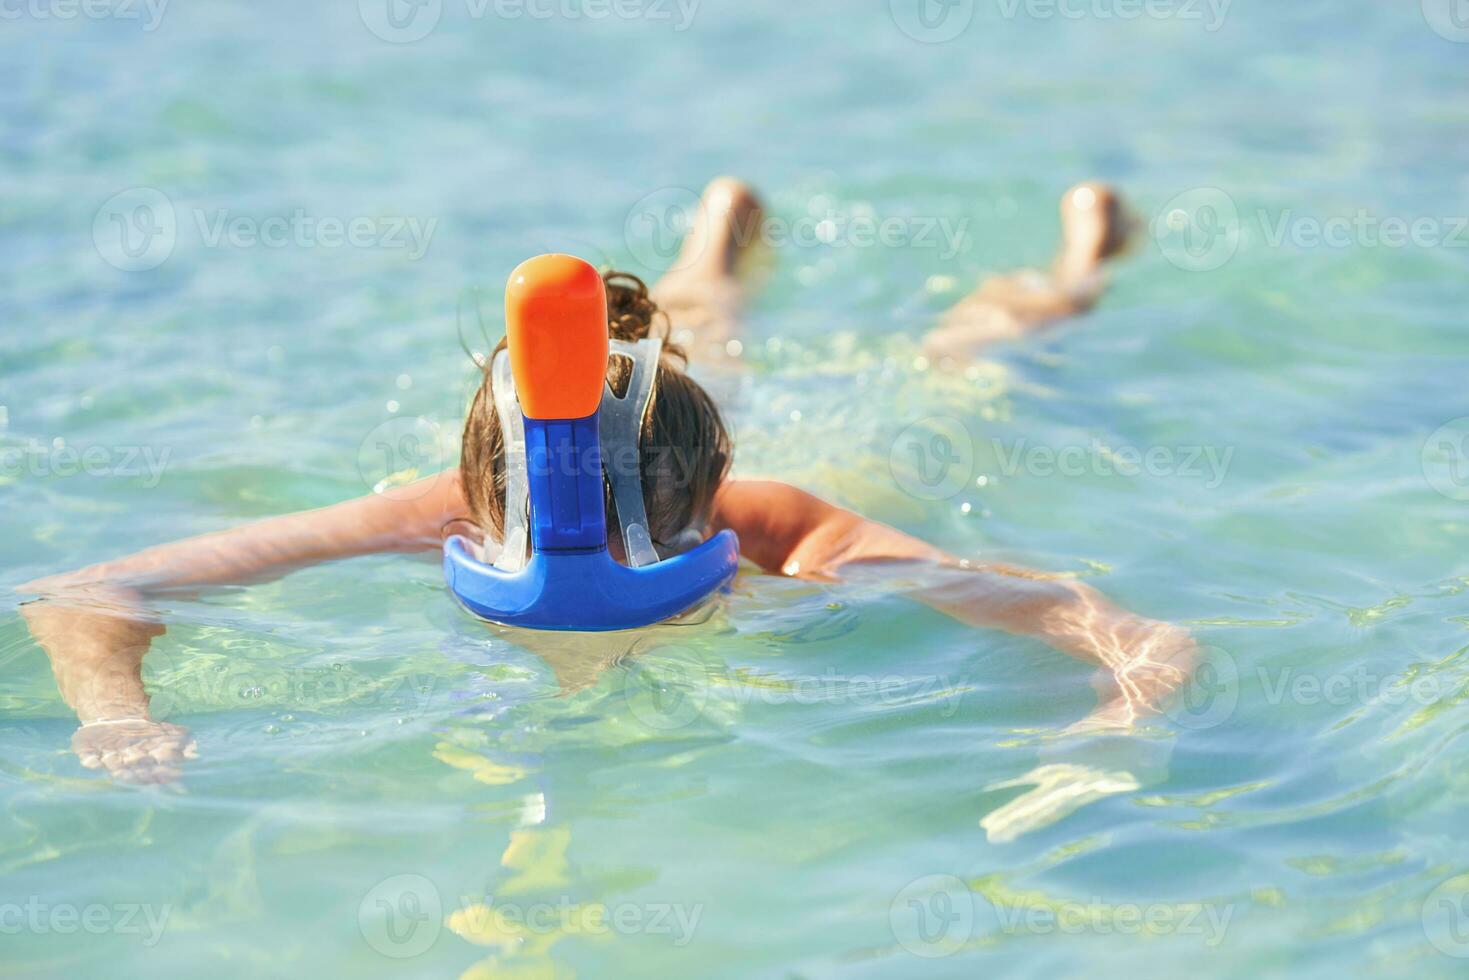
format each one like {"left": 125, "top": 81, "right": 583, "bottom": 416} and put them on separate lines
{"left": 1060, "top": 181, "right": 1135, "bottom": 264}
{"left": 460, "top": 270, "right": 732, "bottom": 562}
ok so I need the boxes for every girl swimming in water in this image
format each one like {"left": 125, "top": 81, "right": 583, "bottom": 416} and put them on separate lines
{"left": 18, "top": 177, "right": 1192, "bottom": 798}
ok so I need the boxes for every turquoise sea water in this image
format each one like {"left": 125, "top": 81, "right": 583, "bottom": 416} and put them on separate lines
{"left": 5, "top": 1, "right": 1469, "bottom": 976}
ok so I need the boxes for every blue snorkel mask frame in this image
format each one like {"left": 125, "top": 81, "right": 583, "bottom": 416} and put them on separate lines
{"left": 443, "top": 254, "right": 739, "bottom": 631}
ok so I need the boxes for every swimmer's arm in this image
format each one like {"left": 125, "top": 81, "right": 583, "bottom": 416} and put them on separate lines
{"left": 21, "top": 588, "right": 162, "bottom": 723}
{"left": 712, "top": 479, "right": 946, "bottom": 577}
{"left": 714, "top": 479, "right": 1196, "bottom": 727}
{"left": 17, "top": 470, "right": 466, "bottom": 781}
{"left": 18, "top": 470, "right": 464, "bottom": 599}
{"left": 20, "top": 592, "right": 196, "bottom": 783}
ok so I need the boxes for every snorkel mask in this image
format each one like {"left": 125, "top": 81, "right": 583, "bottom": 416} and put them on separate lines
{"left": 443, "top": 254, "right": 740, "bottom": 631}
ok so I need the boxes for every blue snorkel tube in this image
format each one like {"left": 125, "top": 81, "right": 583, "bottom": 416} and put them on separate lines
{"left": 443, "top": 254, "right": 739, "bottom": 631}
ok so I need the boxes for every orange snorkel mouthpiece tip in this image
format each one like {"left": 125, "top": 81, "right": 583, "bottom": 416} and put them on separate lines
{"left": 504, "top": 254, "right": 609, "bottom": 421}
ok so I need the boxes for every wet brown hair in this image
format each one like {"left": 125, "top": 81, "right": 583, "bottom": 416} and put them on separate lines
{"left": 461, "top": 270, "right": 732, "bottom": 550}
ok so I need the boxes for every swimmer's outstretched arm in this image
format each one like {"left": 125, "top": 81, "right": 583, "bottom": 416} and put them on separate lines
{"left": 20, "top": 471, "right": 464, "bottom": 599}
{"left": 713, "top": 479, "right": 1197, "bottom": 730}
{"left": 19, "top": 466, "right": 1188, "bottom": 784}
{"left": 16, "top": 471, "right": 467, "bottom": 782}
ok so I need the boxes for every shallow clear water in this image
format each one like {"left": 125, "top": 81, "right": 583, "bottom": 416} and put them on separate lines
{"left": 4, "top": 1, "right": 1469, "bottom": 976}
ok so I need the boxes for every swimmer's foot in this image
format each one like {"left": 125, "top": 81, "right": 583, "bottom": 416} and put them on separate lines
{"left": 671, "top": 176, "right": 764, "bottom": 279}
{"left": 652, "top": 176, "right": 765, "bottom": 359}
{"left": 1051, "top": 180, "right": 1133, "bottom": 289}
{"left": 921, "top": 180, "right": 1134, "bottom": 369}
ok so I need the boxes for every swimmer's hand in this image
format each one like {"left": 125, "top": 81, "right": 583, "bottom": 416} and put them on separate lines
{"left": 981, "top": 763, "right": 1141, "bottom": 844}
{"left": 714, "top": 479, "right": 1199, "bottom": 725}
{"left": 18, "top": 590, "right": 184, "bottom": 783}
{"left": 72, "top": 719, "right": 197, "bottom": 785}
{"left": 981, "top": 731, "right": 1170, "bottom": 843}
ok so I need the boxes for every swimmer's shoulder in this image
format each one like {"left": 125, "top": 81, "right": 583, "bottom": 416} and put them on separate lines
{"left": 713, "top": 479, "right": 942, "bottom": 578}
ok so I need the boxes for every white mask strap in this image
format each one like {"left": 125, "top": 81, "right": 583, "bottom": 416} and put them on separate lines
{"left": 491, "top": 348, "right": 530, "bottom": 572}
{"left": 487, "top": 337, "right": 663, "bottom": 571}
{"left": 601, "top": 337, "right": 662, "bottom": 568}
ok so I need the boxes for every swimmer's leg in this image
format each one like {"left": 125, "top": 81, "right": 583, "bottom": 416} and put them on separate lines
{"left": 920, "top": 296, "right": 1031, "bottom": 368}
{"left": 921, "top": 181, "right": 1132, "bottom": 369}
{"left": 650, "top": 176, "right": 765, "bottom": 362}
